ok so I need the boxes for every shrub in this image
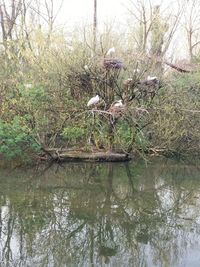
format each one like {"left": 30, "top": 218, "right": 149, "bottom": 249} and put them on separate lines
{"left": 62, "top": 127, "right": 86, "bottom": 145}
{"left": 0, "top": 116, "right": 41, "bottom": 161}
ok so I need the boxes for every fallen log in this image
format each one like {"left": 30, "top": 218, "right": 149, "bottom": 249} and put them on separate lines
{"left": 44, "top": 149, "right": 131, "bottom": 162}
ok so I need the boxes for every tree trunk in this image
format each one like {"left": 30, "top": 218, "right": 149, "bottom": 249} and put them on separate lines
{"left": 93, "top": 0, "right": 97, "bottom": 52}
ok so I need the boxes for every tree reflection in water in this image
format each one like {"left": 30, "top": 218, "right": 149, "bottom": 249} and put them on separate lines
{"left": 0, "top": 158, "right": 200, "bottom": 267}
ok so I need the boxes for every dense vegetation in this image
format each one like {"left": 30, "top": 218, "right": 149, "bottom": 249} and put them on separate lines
{"left": 0, "top": 0, "right": 199, "bottom": 163}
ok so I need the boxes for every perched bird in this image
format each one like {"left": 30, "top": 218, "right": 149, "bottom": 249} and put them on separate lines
{"left": 147, "top": 75, "right": 158, "bottom": 81}
{"left": 87, "top": 95, "right": 100, "bottom": 107}
{"left": 108, "top": 99, "right": 125, "bottom": 114}
{"left": 113, "top": 99, "right": 123, "bottom": 107}
{"left": 106, "top": 47, "right": 115, "bottom": 56}
{"left": 84, "top": 65, "right": 89, "bottom": 71}
{"left": 133, "top": 68, "right": 140, "bottom": 74}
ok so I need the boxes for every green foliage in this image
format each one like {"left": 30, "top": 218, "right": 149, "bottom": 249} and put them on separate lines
{"left": 115, "top": 121, "right": 150, "bottom": 152}
{"left": 62, "top": 127, "right": 86, "bottom": 145}
{"left": 0, "top": 116, "right": 41, "bottom": 161}
{"left": 115, "top": 122, "right": 133, "bottom": 148}
{"left": 135, "top": 131, "right": 150, "bottom": 151}
{"left": 149, "top": 72, "right": 200, "bottom": 155}
{"left": 19, "top": 84, "right": 50, "bottom": 108}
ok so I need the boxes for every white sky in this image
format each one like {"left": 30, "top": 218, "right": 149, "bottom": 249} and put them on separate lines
{"left": 56, "top": 0, "right": 162, "bottom": 27}
{"left": 56, "top": 0, "right": 126, "bottom": 27}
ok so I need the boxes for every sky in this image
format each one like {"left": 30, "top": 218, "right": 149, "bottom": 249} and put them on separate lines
{"left": 56, "top": 0, "right": 162, "bottom": 27}
{"left": 56, "top": 0, "right": 127, "bottom": 27}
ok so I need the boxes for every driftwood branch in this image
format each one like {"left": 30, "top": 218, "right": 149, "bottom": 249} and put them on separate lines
{"left": 164, "top": 61, "right": 191, "bottom": 73}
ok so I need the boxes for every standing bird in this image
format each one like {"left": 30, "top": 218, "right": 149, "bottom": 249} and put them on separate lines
{"left": 113, "top": 99, "right": 123, "bottom": 107}
{"left": 87, "top": 95, "right": 100, "bottom": 107}
{"left": 147, "top": 75, "right": 158, "bottom": 81}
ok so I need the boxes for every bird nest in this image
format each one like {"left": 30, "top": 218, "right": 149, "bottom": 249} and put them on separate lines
{"left": 103, "top": 59, "right": 123, "bottom": 70}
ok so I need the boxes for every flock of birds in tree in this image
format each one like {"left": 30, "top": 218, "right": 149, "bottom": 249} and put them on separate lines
{"left": 86, "top": 47, "right": 158, "bottom": 109}
{"left": 87, "top": 95, "right": 123, "bottom": 108}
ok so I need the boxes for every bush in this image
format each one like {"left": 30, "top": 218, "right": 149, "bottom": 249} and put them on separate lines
{"left": 0, "top": 116, "right": 41, "bottom": 161}
{"left": 62, "top": 127, "right": 86, "bottom": 145}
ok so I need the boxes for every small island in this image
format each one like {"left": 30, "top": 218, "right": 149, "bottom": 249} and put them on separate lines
{"left": 0, "top": 1, "right": 199, "bottom": 165}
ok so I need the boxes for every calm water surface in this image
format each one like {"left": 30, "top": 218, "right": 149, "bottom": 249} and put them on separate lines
{"left": 0, "top": 158, "right": 200, "bottom": 267}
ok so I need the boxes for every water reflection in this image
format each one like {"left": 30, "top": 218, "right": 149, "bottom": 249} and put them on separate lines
{"left": 0, "top": 159, "right": 200, "bottom": 267}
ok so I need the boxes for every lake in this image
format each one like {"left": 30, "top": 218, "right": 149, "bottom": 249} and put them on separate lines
{"left": 0, "top": 158, "right": 200, "bottom": 267}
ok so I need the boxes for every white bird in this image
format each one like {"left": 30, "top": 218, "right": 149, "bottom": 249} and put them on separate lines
{"left": 113, "top": 99, "right": 123, "bottom": 107}
{"left": 133, "top": 68, "right": 140, "bottom": 73}
{"left": 147, "top": 75, "right": 158, "bottom": 81}
{"left": 87, "top": 95, "right": 100, "bottom": 107}
{"left": 84, "top": 65, "right": 89, "bottom": 71}
{"left": 106, "top": 47, "right": 115, "bottom": 56}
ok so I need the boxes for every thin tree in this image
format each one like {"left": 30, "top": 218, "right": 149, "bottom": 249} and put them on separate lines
{"left": 0, "top": 0, "right": 22, "bottom": 47}
{"left": 93, "top": 0, "right": 97, "bottom": 52}
{"left": 183, "top": 0, "right": 200, "bottom": 62}
{"left": 126, "top": 0, "right": 183, "bottom": 65}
